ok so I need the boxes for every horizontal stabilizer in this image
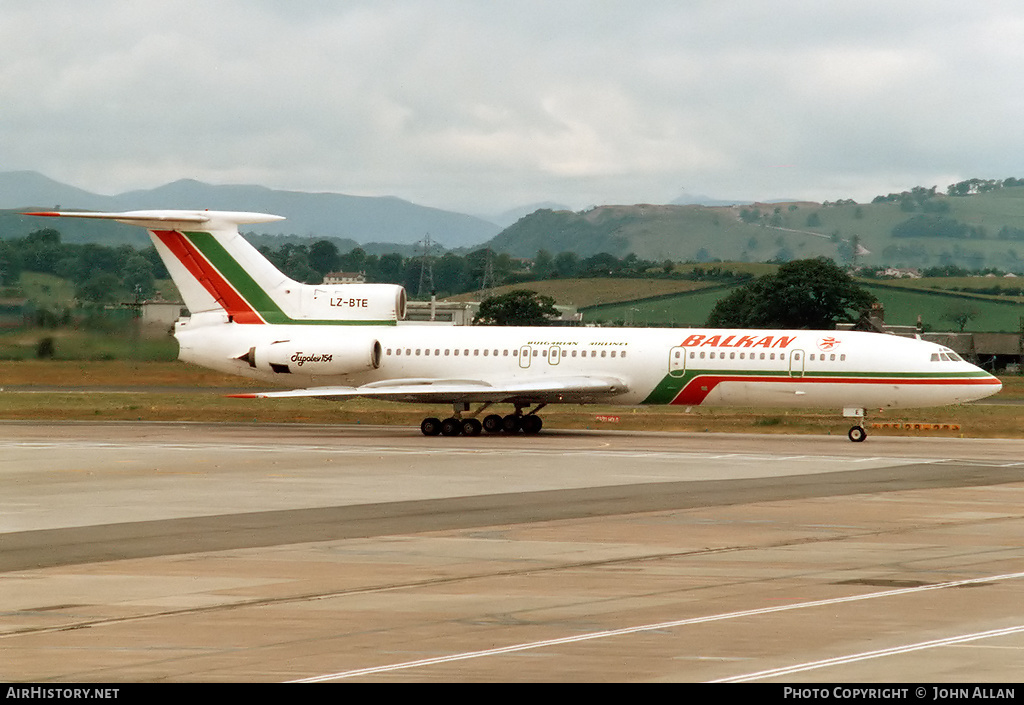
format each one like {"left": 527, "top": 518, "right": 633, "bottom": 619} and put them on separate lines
{"left": 25, "top": 210, "right": 285, "bottom": 230}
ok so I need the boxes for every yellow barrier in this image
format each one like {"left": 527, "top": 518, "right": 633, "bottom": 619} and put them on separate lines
{"left": 870, "top": 422, "right": 961, "bottom": 431}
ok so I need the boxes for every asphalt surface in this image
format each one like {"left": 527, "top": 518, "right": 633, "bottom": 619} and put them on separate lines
{"left": 3, "top": 422, "right": 1023, "bottom": 682}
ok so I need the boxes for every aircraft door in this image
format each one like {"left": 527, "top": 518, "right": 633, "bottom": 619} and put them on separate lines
{"left": 669, "top": 346, "right": 687, "bottom": 378}
{"left": 519, "top": 345, "right": 532, "bottom": 369}
{"left": 789, "top": 349, "right": 805, "bottom": 377}
{"left": 548, "top": 345, "right": 561, "bottom": 366}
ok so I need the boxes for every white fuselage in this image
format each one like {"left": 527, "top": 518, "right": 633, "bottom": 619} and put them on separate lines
{"left": 176, "top": 315, "right": 1000, "bottom": 410}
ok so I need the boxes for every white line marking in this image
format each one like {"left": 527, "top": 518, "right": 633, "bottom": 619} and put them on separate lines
{"left": 711, "top": 624, "right": 1024, "bottom": 682}
{"left": 289, "top": 570, "right": 1024, "bottom": 682}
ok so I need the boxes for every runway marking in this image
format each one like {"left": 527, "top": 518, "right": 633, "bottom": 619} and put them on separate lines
{"left": 0, "top": 440, "right": 950, "bottom": 466}
{"left": 712, "top": 624, "right": 1024, "bottom": 682}
{"left": 289, "top": 570, "right": 1024, "bottom": 682}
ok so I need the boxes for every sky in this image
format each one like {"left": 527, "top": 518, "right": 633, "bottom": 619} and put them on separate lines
{"left": 2, "top": 0, "right": 1023, "bottom": 216}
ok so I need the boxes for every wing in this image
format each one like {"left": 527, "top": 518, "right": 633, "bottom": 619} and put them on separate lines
{"left": 228, "top": 375, "right": 629, "bottom": 404}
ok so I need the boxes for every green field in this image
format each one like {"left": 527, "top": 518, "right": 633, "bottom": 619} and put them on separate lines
{"left": 581, "top": 277, "right": 1024, "bottom": 331}
{"left": 865, "top": 284, "right": 1024, "bottom": 332}
{"left": 582, "top": 286, "right": 738, "bottom": 326}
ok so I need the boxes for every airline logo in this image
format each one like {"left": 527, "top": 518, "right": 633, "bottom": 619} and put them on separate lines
{"left": 679, "top": 334, "right": 796, "bottom": 349}
{"left": 817, "top": 336, "right": 840, "bottom": 351}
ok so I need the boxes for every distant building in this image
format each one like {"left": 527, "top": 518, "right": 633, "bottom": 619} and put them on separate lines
{"left": 403, "top": 299, "right": 479, "bottom": 325}
{"left": 876, "top": 267, "right": 921, "bottom": 279}
{"left": 323, "top": 271, "right": 366, "bottom": 284}
{"left": 402, "top": 298, "right": 582, "bottom": 326}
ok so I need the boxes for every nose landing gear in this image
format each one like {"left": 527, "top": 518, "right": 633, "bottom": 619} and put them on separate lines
{"left": 844, "top": 407, "right": 867, "bottom": 442}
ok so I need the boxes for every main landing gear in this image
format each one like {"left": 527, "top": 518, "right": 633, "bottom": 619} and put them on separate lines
{"left": 420, "top": 403, "right": 546, "bottom": 437}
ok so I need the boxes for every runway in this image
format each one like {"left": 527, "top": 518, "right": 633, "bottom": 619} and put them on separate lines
{"left": 2, "top": 421, "right": 1023, "bottom": 682}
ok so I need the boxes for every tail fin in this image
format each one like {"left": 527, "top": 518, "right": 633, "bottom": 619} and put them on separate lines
{"left": 27, "top": 210, "right": 405, "bottom": 325}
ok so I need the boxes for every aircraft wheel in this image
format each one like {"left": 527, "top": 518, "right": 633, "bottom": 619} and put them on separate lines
{"left": 482, "top": 414, "right": 503, "bottom": 434}
{"left": 440, "top": 417, "right": 463, "bottom": 436}
{"left": 848, "top": 425, "right": 867, "bottom": 443}
{"left": 521, "top": 415, "right": 543, "bottom": 435}
{"left": 420, "top": 417, "right": 442, "bottom": 436}
{"left": 501, "top": 414, "right": 521, "bottom": 433}
{"left": 462, "top": 418, "right": 482, "bottom": 436}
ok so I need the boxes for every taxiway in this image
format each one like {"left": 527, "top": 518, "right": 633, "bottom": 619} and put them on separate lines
{"left": 2, "top": 421, "right": 1023, "bottom": 682}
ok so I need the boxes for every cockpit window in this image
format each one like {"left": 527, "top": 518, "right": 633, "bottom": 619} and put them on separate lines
{"left": 931, "top": 353, "right": 939, "bottom": 362}
{"left": 948, "top": 352, "right": 962, "bottom": 361}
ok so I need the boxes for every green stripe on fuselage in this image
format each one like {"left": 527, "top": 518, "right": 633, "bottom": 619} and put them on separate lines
{"left": 640, "top": 368, "right": 994, "bottom": 405}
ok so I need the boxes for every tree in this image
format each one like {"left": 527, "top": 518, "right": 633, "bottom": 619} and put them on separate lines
{"left": 308, "top": 240, "right": 340, "bottom": 277}
{"left": 474, "top": 289, "right": 559, "bottom": 326}
{"left": 706, "top": 258, "right": 876, "bottom": 329}
{"left": 942, "top": 303, "right": 980, "bottom": 332}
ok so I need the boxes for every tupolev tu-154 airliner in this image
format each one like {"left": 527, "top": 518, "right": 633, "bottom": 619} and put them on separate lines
{"left": 28, "top": 210, "right": 1002, "bottom": 442}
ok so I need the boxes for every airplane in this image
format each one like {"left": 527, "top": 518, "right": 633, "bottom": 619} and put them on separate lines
{"left": 27, "top": 209, "right": 1002, "bottom": 442}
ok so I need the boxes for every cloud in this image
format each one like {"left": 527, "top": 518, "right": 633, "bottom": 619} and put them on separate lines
{"left": 2, "top": 0, "right": 1022, "bottom": 212}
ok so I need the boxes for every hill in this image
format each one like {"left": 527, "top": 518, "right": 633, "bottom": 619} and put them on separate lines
{"left": 0, "top": 171, "right": 501, "bottom": 249}
{"left": 485, "top": 183, "right": 1024, "bottom": 272}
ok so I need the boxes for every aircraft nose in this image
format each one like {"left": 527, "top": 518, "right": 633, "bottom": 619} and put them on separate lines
{"left": 989, "top": 373, "right": 1003, "bottom": 395}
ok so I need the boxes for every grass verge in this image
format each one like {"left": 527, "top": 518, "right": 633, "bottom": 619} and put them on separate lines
{"left": 0, "top": 361, "right": 1021, "bottom": 438}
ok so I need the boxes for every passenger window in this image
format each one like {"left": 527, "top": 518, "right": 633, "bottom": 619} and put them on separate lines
{"left": 621, "top": 351, "right": 627, "bottom": 358}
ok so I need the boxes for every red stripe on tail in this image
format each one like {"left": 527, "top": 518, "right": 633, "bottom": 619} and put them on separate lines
{"left": 152, "top": 230, "right": 264, "bottom": 324}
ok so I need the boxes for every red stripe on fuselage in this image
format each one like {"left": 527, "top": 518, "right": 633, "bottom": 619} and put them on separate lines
{"left": 671, "top": 374, "right": 1000, "bottom": 405}
{"left": 152, "top": 230, "right": 263, "bottom": 324}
